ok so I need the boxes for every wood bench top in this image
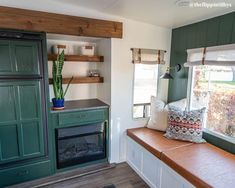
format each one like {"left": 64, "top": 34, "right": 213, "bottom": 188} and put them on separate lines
{"left": 162, "top": 143, "right": 235, "bottom": 188}
{"left": 127, "top": 127, "right": 193, "bottom": 158}
{"left": 127, "top": 127, "right": 235, "bottom": 188}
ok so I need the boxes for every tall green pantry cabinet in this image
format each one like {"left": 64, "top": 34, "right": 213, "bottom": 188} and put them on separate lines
{"left": 0, "top": 30, "right": 52, "bottom": 187}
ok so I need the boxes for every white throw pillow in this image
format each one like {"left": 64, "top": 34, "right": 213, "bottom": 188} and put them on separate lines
{"left": 165, "top": 98, "right": 187, "bottom": 111}
{"left": 147, "top": 96, "right": 168, "bottom": 132}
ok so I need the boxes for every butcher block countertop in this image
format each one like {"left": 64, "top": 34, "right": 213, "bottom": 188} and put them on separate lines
{"left": 127, "top": 127, "right": 235, "bottom": 188}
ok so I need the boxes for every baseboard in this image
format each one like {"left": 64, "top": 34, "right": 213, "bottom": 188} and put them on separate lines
{"left": 10, "top": 162, "right": 116, "bottom": 188}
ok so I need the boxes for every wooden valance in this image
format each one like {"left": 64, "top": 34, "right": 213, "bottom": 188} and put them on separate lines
{"left": 0, "top": 6, "right": 123, "bottom": 38}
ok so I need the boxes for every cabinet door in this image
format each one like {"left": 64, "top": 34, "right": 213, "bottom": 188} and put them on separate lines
{"left": 0, "top": 81, "right": 45, "bottom": 164}
{"left": 161, "top": 164, "right": 184, "bottom": 188}
{"left": 0, "top": 40, "right": 13, "bottom": 74}
{"left": 161, "top": 163, "right": 195, "bottom": 188}
{"left": 0, "top": 40, "right": 40, "bottom": 76}
{"left": 127, "top": 137, "right": 142, "bottom": 173}
{"left": 18, "top": 81, "right": 45, "bottom": 158}
{"left": 142, "top": 149, "right": 161, "bottom": 188}
{"left": 13, "top": 41, "right": 40, "bottom": 75}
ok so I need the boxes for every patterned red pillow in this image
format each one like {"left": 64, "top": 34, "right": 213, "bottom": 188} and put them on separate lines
{"left": 164, "top": 106, "right": 206, "bottom": 143}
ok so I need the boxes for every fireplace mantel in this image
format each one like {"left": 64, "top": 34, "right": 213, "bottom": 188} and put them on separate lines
{"left": 51, "top": 99, "right": 109, "bottom": 113}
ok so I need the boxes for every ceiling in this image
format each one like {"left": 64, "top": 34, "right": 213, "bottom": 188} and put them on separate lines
{"left": 0, "top": 0, "right": 234, "bottom": 28}
{"left": 55, "top": 0, "right": 235, "bottom": 28}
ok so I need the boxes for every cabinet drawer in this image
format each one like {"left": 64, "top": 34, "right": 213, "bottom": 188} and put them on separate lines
{"left": 0, "top": 160, "right": 51, "bottom": 187}
{"left": 58, "top": 109, "right": 107, "bottom": 127}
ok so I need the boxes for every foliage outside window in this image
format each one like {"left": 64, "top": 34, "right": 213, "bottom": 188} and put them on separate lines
{"left": 133, "top": 64, "right": 158, "bottom": 118}
{"left": 189, "top": 65, "right": 235, "bottom": 138}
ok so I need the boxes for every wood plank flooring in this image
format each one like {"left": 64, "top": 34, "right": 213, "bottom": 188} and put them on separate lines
{"left": 9, "top": 163, "right": 149, "bottom": 188}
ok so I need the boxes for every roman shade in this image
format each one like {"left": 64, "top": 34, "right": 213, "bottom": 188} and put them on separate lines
{"left": 131, "top": 48, "right": 166, "bottom": 64}
{"left": 184, "top": 43, "right": 235, "bottom": 67}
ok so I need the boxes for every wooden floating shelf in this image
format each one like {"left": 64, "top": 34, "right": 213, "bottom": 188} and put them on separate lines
{"left": 49, "top": 77, "right": 104, "bottom": 84}
{"left": 48, "top": 54, "right": 104, "bottom": 62}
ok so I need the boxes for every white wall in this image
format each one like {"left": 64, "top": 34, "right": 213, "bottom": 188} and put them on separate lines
{"left": 47, "top": 36, "right": 101, "bottom": 101}
{"left": 97, "top": 39, "right": 112, "bottom": 105}
{"left": 0, "top": 1, "right": 172, "bottom": 163}
{"left": 110, "top": 19, "right": 171, "bottom": 162}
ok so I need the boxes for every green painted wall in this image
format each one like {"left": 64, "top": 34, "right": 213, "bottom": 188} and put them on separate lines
{"left": 168, "top": 12, "right": 235, "bottom": 154}
{"left": 168, "top": 12, "right": 235, "bottom": 102}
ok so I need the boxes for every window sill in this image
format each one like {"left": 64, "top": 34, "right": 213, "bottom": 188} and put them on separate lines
{"left": 203, "top": 128, "right": 235, "bottom": 155}
{"left": 132, "top": 117, "right": 150, "bottom": 121}
{"left": 203, "top": 128, "right": 235, "bottom": 144}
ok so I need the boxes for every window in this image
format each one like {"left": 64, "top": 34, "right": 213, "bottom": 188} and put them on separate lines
{"left": 133, "top": 64, "right": 158, "bottom": 118}
{"left": 187, "top": 47, "right": 235, "bottom": 139}
{"left": 131, "top": 48, "right": 165, "bottom": 119}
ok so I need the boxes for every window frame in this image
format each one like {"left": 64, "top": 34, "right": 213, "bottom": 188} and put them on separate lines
{"left": 132, "top": 63, "right": 158, "bottom": 120}
{"left": 187, "top": 66, "right": 235, "bottom": 144}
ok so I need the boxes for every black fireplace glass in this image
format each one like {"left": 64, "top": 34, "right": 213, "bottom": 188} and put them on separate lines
{"left": 56, "top": 122, "right": 106, "bottom": 169}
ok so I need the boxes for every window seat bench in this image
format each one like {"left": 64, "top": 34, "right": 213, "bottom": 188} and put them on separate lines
{"left": 126, "top": 127, "right": 235, "bottom": 188}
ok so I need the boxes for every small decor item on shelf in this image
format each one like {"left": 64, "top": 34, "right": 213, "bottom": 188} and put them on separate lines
{"left": 88, "top": 69, "right": 100, "bottom": 77}
{"left": 52, "top": 50, "right": 73, "bottom": 110}
{"left": 81, "top": 45, "right": 95, "bottom": 56}
{"left": 52, "top": 44, "right": 68, "bottom": 54}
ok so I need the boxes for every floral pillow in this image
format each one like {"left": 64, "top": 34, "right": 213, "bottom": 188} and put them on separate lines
{"left": 164, "top": 106, "right": 206, "bottom": 143}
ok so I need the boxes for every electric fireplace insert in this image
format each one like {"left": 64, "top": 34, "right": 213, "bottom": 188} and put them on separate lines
{"left": 56, "top": 122, "right": 106, "bottom": 169}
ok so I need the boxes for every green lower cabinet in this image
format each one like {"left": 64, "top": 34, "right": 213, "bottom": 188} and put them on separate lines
{"left": 0, "top": 160, "right": 52, "bottom": 187}
{"left": 51, "top": 106, "right": 109, "bottom": 172}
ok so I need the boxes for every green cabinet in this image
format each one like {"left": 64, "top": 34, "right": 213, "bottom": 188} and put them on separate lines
{"left": 0, "top": 30, "right": 52, "bottom": 187}
{"left": 0, "top": 40, "right": 40, "bottom": 76}
{"left": 0, "top": 81, "right": 45, "bottom": 164}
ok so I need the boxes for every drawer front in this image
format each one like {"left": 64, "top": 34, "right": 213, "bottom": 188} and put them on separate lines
{"left": 58, "top": 109, "right": 108, "bottom": 127}
{"left": 0, "top": 160, "right": 52, "bottom": 187}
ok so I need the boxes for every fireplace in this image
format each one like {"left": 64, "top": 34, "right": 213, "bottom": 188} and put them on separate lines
{"left": 55, "top": 122, "right": 106, "bottom": 169}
